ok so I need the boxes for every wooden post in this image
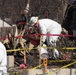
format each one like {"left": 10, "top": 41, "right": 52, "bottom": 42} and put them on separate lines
{"left": 43, "top": 58, "right": 48, "bottom": 74}
{"left": 39, "top": 35, "right": 42, "bottom": 65}
{"left": 21, "top": 29, "right": 26, "bottom": 64}
{"left": 24, "top": 50, "right": 26, "bottom": 64}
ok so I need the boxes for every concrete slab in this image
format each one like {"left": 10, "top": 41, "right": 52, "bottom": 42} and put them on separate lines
{"left": 7, "top": 55, "right": 14, "bottom": 68}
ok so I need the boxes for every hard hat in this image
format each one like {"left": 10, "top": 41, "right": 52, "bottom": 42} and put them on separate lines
{"left": 30, "top": 16, "right": 38, "bottom": 25}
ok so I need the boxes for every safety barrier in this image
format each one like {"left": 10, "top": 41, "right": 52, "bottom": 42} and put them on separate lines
{"left": 6, "top": 47, "right": 76, "bottom": 53}
{"left": 1, "top": 33, "right": 76, "bottom": 52}
{"left": 0, "top": 33, "right": 76, "bottom": 40}
{"left": 3, "top": 33, "right": 76, "bottom": 66}
{"left": 1, "top": 33, "right": 76, "bottom": 75}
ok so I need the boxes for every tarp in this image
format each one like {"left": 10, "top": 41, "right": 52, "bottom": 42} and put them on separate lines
{"left": 0, "top": 19, "right": 11, "bottom": 27}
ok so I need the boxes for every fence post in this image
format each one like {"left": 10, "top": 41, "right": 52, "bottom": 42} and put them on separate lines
{"left": 39, "top": 35, "right": 42, "bottom": 65}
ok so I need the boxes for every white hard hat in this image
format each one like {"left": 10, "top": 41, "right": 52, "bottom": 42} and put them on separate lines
{"left": 30, "top": 16, "right": 38, "bottom": 25}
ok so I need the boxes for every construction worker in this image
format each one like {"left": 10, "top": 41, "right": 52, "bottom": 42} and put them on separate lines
{"left": 30, "top": 17, "right": 62, "bottom": 59}
{"left": 0, "top": 42, "right": 7, "bottom": 75}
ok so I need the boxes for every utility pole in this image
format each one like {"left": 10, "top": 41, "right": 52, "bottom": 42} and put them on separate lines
{"left": 23, "top": 0, "right": 30, "bottom": 64}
